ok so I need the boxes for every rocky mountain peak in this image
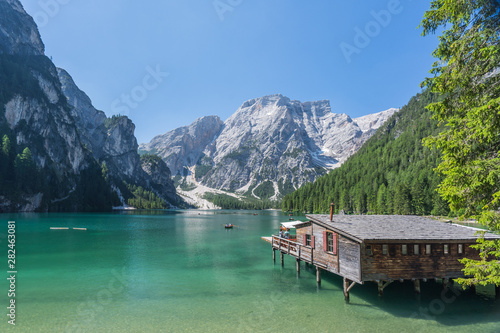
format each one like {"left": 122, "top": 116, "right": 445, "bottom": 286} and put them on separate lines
{"left": 0, "top": 0, "right": 45, "bottom": 55}
{"left": 0, "top": 0, "right": 181, "bottom": 211}
{"left": 141, "top": 94, "right": 399, "bottom": 205}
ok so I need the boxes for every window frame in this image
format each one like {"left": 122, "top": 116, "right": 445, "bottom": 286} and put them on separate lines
{"left": 305, "top": 234, "right": 311, "bottom": 247}
{"left": 382, "top": 244, "right": 388, "bottom": 255}
{"left": 402, "top": 244, "right": 408, "bottom": 255}
{"left": 327, "top": 232, "right": 334, "bottom": 253}
{"left": 426, "top": 244, "right": 431, "bottom": 255}
{"left": 414, "top": 244, "right": 420, "bottom": 255}
{"left": 444, "top": 244, "right": 449, "bottom": 255}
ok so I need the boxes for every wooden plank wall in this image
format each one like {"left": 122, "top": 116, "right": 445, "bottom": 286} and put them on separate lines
{"left": 339, "top": 236, "right": 361, "bottom": 282}
{"left": 361, "top": 242, "right": 481, "bottom": 281}
{"left": 296, "top": 224, "right": 339, "bottom": 273}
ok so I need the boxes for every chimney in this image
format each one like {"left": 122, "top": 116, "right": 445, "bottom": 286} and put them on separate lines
{"left": 330, "top": 203, "right": 335, "bottom": 222}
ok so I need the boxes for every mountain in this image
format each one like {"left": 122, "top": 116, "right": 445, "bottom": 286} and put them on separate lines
{"left": 282, "top": 90, "right": 449, "bottom": 216}
{"left": 0, "top": 0, "right": 180, "bottom": 211}
{"left": 140, "top": 115, "right": 224, "bottom": 177}
{"left": 140, "top": 94, "right": 397, "bottom": 207}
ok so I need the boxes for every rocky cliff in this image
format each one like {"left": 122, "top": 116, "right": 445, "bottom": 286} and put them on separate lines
{"left": 140, "top": 116, "right": 224, "bottom": 176}
{"left": 141, "top": 94, "right": 398, "bottom": 203}
{"left": 0, "top": 0, "right": 180, "bottom": 211}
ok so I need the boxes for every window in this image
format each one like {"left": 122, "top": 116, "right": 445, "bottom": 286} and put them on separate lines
{"left": 458, "top": 244, "right": 463, "bottom": 254}
{"left": 426, "top": 244, "right": 431, "bottom": 255}
{"left": 366, "top": 245, "right": 373, "bottom": 256}
{"left": 414, "top": 244, "right": 420, "bottom": 255}
{"left": 327, "top": 233, "right": 334, "bottom": 252}
{"left": 382, "top": 244, "right": 388, "bottom": 255}
{"left": 304, "top": 234, "right": 315, "bottom": 248}
{"left": 444, "top": 244, "right": 449, "bottom": 254}
{"left": 323, "top": 231, "right": 336, "bottom": 255}
{"left": 402, "top": 244, "right": 407, "bottom": 255}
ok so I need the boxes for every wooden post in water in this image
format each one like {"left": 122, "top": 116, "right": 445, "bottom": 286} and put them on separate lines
{"left": 343, "top": 278, "right": 356, "bottom": 303}
{"left": 272, "top": 248, "right": 275, "bottom": 262}
{"left": 316, "top": 267, "right": 322, "bottom": 285}
{"left": 413, "top": 279, "right": 421, "bottom": 294}
{"left": 344, "top": 278, "right": 350, "bottom": 303}
{"left": 296, "top": 258, "right": 300, "bottom": 274}
{"left": 280, "top": 252, "right": 284, "bottom": 266}
{"left": 377, "top": 280, "right": 392, "bottom": 297}
{"left": 443, "top": 278, "right": 449, "bottom": 290}
{"left": 378, "top": 280, "right": 384, "bottom": 297}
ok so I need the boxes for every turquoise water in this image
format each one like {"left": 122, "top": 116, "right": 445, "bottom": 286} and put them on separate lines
{"left": 1, "top": 210, "right": 500, "bottom": 332}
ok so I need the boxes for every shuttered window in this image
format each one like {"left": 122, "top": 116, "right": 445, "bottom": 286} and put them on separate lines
{"left": 304, "top": 234, "right": 311, "bottom": 246}
{"left": 382, "top": 244, "right": 388, "bottom": 255}
{"left": 458, "top": 244, "right": 463, "bottom": 254}
{"left": 444, "top": 244, "right": 449, "bottom": 254}
{"left": 426, "top": 244, "right": 431, "bottom": 255}
{"left": 402, "top": 244, "right": 407, "bottom": 255}
{"left": 414, "top": 244, "right": 420, "bottom": 255}
{"left": 323, "top": 231, "right": 337, "bottom": 255}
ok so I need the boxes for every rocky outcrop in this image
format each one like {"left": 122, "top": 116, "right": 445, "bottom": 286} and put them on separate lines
{"left": 0, "top": 0, "right": 180, "bottom": 211}
{"left": 140, "top": 155, "right": 177, "bottom": 205}
{"left": 57, "top": 68, "right": 180, "bottom": 205}
{"left": 0, "top": 0, "right": 45, "bottom": 56}
{"left": 142, "top": 94, "right": 398, "bottom": 200}
{"left": 139, "top": 116, "right": 224, "bottom": 176}
{"left": 354, "top": 108, "right": 398, "bottom": 134}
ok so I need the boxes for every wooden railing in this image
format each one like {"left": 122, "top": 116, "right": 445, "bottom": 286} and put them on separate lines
{"left": 272, "top": 235, "right": 312, "bottom": 263}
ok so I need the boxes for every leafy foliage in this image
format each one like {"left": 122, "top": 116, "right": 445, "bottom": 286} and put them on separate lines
{"left": 421, "top": 0, "right": 500, "bottom": 286}
{"left": 282, "top": 90, "right": 449, "bottom": 215}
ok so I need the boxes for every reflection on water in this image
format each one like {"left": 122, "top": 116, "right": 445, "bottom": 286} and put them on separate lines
{"left": 1, "top": 210, "right": 499, "bottom": 332}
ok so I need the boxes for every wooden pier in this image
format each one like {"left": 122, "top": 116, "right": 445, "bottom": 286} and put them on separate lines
{"left": 264, "top": 213, "right": 500, "bottom": 302}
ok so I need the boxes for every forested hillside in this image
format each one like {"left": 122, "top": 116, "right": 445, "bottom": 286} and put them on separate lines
{"left": 282, "top": 90, "right": 450, "bottom": 216}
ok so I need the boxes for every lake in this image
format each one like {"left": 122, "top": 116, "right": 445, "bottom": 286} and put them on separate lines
{"left": 1, "top": 210, "right": 500, "bottom": 332}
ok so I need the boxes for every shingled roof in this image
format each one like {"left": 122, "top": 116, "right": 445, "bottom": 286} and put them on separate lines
{"left": 306, "top": 214, "right": 500, "bottom": 243}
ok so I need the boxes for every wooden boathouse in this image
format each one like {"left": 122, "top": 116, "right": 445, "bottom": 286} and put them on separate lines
{"left": 263, "top": 212, "right": 500, "bottom": 302}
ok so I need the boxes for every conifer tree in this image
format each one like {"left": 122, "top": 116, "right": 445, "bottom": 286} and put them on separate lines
{"left": 421, "top": 0, "right": 500, "bottom": 286}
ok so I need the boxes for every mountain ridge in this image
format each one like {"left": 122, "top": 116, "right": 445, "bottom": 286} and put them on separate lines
{"left": 0, "top": 0, "right": 181, "bottom": 211}
{"left": 140, "top": 94, "right": 398, "bottom": 207}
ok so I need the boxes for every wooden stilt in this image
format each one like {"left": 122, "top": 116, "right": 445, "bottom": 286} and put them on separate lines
{"left": 280, "top": 252, "right": 284, "bottom": 266}
{"left": 378, "top": 280, "right": 384, "bottom": 297}
{"left": 316, "top": 267, "right": 321, "bottom": 285}
{"left": 377, "top": 280, "right": 392, "bottom": 297}
{"left": 343, "top": 278, "right": 356, "bottom": 303}
{"left": 443, "top": 278, "right": 449, "bottom": 290}
{"left": 272, "top": 249, "right": 275, "bottom": 262}
{"left": 413, "top": 279, "right": 421, "bottom": 294}
{"left": 296, "top": 258, "right": 300, "bottom": 274}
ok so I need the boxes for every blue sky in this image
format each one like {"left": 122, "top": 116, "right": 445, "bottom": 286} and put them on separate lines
{"left": 20, "top": 0, "right": 438, "bottom": 144}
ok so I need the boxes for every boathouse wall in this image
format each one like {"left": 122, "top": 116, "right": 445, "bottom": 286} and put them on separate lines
{"left": 339, "top": 236, "right": 361, "bottom": 283}
{"left": 360, "top": 241, "right": 481, "bottom": 281}
{"left": 296, "top": 223, "right": 362, "bottom": 282}
{"left": 296, "top": 223, "right": 338, "bottom": 272}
